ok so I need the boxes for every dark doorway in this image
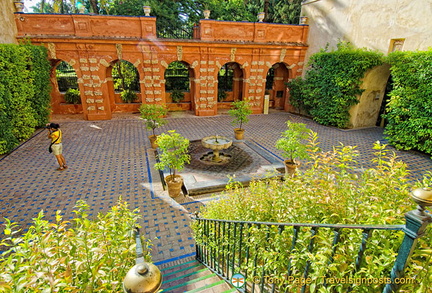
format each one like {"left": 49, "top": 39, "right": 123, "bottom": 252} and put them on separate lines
{"left": 376, "top": 75, "right": 394, "bottom": 127}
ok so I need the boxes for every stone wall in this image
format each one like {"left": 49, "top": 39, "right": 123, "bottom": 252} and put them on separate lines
{"left": 0, "top": 1, "right": 18, "bottom": 44}
{"left": 301, "top": 0, "right": 432, "bottom": 128}
{"left": 302, "top": 0, "right": 432, "bottom": 57}
{"left": 15, "top": 14, "right": 309, "bottom": 120}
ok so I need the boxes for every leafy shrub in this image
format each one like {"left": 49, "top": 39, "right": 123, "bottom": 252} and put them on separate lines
{"left": 192, "top": 140, "right": 432, "bottom": 292}
{"left": 287, "top": 42, "right": 383, "bottom": 128}
{"left": 120, "top": 89, "right": 138, "bottom": 103}
{"left": 170, "top": 89, "right": 185, "bottom": 103}
{"left": 0, "top": 44, "right": 51, "bottom": 154}
{"left": 0, "top": 199, "right": 151, "bottom": 292}
{"left": 64, "top": 88, "right": 81, "bottom": 104}
{"left": 286, "top": 76, "right": 307, "bottom": 113}
{"left": 155, "top": 130, "right": 190, "bottom": 178}
{"left": 275, "top": 121, "right": 312, "bottom": 163}
{"left": 228, "top": 100, "right": 252, "bottom": 130}
{"left": 383, "top": 49, "right": 432, "bottom": 154}
{"left": 139, "top": 104, "right": 168, "bottom": 136}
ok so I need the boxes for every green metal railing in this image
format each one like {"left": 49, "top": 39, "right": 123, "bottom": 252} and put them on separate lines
{"left": 192, "top": 188, "right": 432, "bottom": 293}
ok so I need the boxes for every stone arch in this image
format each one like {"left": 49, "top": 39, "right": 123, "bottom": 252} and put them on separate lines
{"left": 164, "top": 60, "right": 195, "bottom": 111}
{"left": 265, "top": 62, "right": 290, "bottom": 110}
{"left": 50, "top": 59, "right": 83, "bottom": 115}
{"left": 106, "top": 59, "right": 141, "bottom": 113}
{"left": 217, "top": 62, "right": 244, "bottom": 110}
{"left": 348, "top": 64, "right": 391, "bottom": 128}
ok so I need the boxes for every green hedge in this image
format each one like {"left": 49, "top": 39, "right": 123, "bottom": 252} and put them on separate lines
{"left": 0, "top": 44, "right": 51, "bottom": 154}
{"left": 288, "top": 42, "right": 383, "bottom": 128}
{"left": 384, "top": 49, "right": 432, "bottom": 154}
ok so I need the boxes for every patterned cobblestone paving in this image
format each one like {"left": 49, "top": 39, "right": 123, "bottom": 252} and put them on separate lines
{"left": 0, "top": 111, "right": 431, "bottom": 264}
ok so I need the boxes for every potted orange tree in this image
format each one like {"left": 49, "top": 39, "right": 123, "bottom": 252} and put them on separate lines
{"left": 154, "top": 130, "right": 190, "bottom": 197}
{"left": 275, "top": 121, "right": 312, "bottom": 177}
{"left": 139, "top": 104, "right": 168, "bottom": 149}
{"left": 228, "top": 100, "right": 252, "bottom": 140}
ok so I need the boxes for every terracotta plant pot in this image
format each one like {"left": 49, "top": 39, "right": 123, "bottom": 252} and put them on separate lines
{"left": 234, "top": 128, "right": 245, "bottom": 140}
{"left": 165, "top": 175, "right": 183, "bottom": 198}
{"left": 149, "top": 135, "right": 158, "bottom": 149}
{"left": 284, "top": 160, "right": 300, "bottom": 177}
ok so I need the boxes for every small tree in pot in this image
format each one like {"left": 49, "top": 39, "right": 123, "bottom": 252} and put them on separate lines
{"left": 228, "top": 100, "right": 252, "bottom": 140}
{"left": 154, "top": 130, "right": 191, "bottom": 197}
{"left": 139, "top": 104, "right": 168, "bottom": 149}
{"left": 275, "top": 121, "right": 313, "bottom": 177}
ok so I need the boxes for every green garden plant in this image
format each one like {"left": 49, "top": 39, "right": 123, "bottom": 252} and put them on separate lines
{"left": 170, "top": 89, "right": 185, "bottom": 103}
{"left": 154, "top": 130, "right": 190, "bottom": 197}
{"left": 228, "top": 100, "right": 252, "bottom": 140}
{"left": 275, "top": 121, "right": 312, "bottom": 164}
{"left": 154, "top": 130, "right": 190, "bottom": 180}
{"left": 228, "top": 100, "right": 252, "bottom": 131}
{"left": 64, "top": 88, "right": 81, "bottom": 104}
{"left": 0, "top": 199, "right": 152, "bottom": 292}
{"left": 217, "top": 90, "right": 227, "bottom": 102}
{"left": 192, "top": 141, "right": 432, "bottom": 292}
{"left": 120, "top": 89, "right": 138, "bottom": 103}
{"left": 139, "top": 104, "right": 168, "bottom": 137}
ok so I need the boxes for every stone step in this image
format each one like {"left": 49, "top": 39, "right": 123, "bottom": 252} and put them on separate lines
{"left": 160, "top": 258, "right": 234, "bottom": 293}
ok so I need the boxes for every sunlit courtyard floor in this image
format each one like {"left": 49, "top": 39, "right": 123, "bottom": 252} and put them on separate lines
{"left": 1, "top": 110, "right": 431, "bottom": 264}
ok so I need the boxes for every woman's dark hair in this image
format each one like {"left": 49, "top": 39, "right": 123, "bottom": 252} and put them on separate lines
{"left": 49, "top": 123, "right": 60, "bottom": 129}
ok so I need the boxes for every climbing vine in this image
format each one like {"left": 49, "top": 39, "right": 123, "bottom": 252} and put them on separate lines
{"left": 288, "top": 42, "right": 383, "bottom": 128}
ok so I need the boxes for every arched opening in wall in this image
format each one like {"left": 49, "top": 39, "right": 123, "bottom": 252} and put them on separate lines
{"left": 265, "top": 63, "right": 289, "bottom": 110}
{"left": 164, "top": 61, "right": 193, "bottom": 111}
{"left": 217, "top": 62, "right": 244, "bottom": 109}
{"left": 51, "top": 60, "right": 83, "bottom": 115}
{"left": 348, "top": 64, "right": 391, "bottom": 129}
{"left": 376, "top": 75, "right": 394, "bottom": 127}
{"left": 112, "top": 60, "right": 141, "bottom": 104}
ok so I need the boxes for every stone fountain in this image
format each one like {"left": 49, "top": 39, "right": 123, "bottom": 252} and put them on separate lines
{"left": 201, "top": 135, "right": 233, "bottom": 164}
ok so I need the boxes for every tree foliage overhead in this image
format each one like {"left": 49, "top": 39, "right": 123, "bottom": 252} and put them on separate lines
{"left": 31, "top": 0, "right": 303, "bottom": 34}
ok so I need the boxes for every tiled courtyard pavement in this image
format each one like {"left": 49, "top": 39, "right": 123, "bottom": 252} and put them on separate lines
{"left": 1, "top": 111, "right": 431, "bottom": 265}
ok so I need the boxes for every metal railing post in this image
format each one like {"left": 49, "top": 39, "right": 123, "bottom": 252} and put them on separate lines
{"left": 383, "top": 188, "right": 432, "bottom": 293}
{"left": 123, "top": 227, "right": 162, "bottom": 293}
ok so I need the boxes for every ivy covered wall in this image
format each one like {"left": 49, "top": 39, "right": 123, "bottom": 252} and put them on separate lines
{"left": 288, "top": 43, "right": 383, "bottom": 128}
{"left": 0, "top": 44, "right": 51, "bottom": 155}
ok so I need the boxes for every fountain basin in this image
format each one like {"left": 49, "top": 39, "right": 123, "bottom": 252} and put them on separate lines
{"left": 201, "top": 136, "right": 233, "bottom": 163}
{"left": 201, "top": 135, "right": 232, "bottom": 150}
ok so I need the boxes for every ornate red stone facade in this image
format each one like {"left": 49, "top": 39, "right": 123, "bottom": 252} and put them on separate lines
{"left": 15, "top": 13, "right": 308, "bottom": 120}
